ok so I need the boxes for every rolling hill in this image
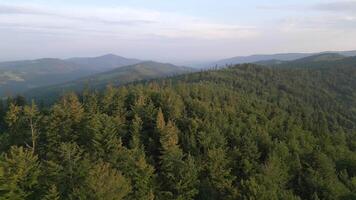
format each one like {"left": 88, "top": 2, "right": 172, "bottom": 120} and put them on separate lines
{"left": 25, "top": 61, "right": 193, "bottom": 101}
{"left": 67, "top": 54, "right": 142, "bottom": 71}
{"left": 0, "top": 54, "right": 142, "bottom": 96}
{"left": 208, "top": 50, "right": 356, "bottom": 67}
{"left": 289, "top": 53, "right": 345, "bottom": 63}
{"left": 255, "top": 53, "right": 347, "bottom": 66}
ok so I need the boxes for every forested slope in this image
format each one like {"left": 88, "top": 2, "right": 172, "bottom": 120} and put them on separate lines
{"left": 24, "top": 61, "right": 192, "bottom": 103}
{"left": 0, "top": 54, "right": 142, "bottom": 96}
{"left": 0, "top": 63, "right": 355, "bottom": 200}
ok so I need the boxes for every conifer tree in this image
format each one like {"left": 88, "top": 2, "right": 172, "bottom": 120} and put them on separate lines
{"left": 44, "top": 93, "right": 84, "bottom": 158}
{"left": 204, "top": 147, "right": 237, "bottom": 199}
{"left": 126, "top": 115, "right": 155, "bottom": 200}
{"left": 4, "top": 103, "right": 23, "bottom": 146}
{"left": 157, "top": 112, "right": 199, "bottom": 200}
{"left": 129, "top": 114, "right": 144, "bottom": 150}
{"left": 55, "top": 142, "right": 90, "bottom": 199}
{"left": 87, "top": 161, "right": 131, "bottom": 200}
{"left": 43, "top": 185, "right": 60, "bottom": 200}
{"left": 0, "top": 146, "right": 41, "bottom": 199}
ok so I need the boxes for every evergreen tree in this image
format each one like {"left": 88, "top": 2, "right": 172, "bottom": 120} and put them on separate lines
{"left": 43, "top": 185, "right": 60, "bottom": 200}
{"left": 201, "top": 147, "right": 237, "bottom": 200}
{"left": 157, "top": 112, "right": 199, "bottom": 200}
{"left": 55, "top": 142, "right": 90, "bottom": 199}
{"left": 44, "top": 93, "right": 84, "bottom": 159}
{"left": 4, "top": 103, "right": 23, "bottom": 146}
{"left": 0, "top": 146, "right": 41, "bottom": 199}
{"left": 87, "top": 161, "right": 131, "bottom": 200}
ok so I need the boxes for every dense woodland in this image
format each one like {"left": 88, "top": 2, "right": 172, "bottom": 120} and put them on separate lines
{"left": 0, "top": 63, "right": 355, "bottom": 199}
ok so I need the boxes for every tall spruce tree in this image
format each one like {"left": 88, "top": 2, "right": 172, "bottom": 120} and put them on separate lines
{"left": 0, "top": 146, "right": 41, "bottom": 199}
{"left": 156, "top": 109, "right": 199, "bottom": 200}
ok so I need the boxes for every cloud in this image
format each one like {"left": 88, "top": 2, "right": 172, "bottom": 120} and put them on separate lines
{"left": 0, "top": 3, "right": 258, "bottom": 40}
{"left": 0, "top": 4, "right": 155, "bottom": 26}
{"left": 279, "top": 15, "right": 356, "bottom": 31}
{"left": 0, "top": 4, "right": 49, "bottom": 15}
{"left": 257, "top": 1, "right": 356, "bottom": 13}
{"left": 256, "top": 4, "right": 304, "bottom": 11}
{"left": 313, "top": 1, "right": 356, "bottom": 13}
{"left": 257, "top": 1, "right": 356, "bottom": 31}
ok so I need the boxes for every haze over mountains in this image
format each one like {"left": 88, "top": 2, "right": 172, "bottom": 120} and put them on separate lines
{"left": 26, "top": 61, "right": 193, "bottom": 101}
{"left": 1, "top": 50, "right": 356, "bottom": 98}
{"left": 0, "top": 54, "right": 143, "bottom": 96}
{"left": 208, "top": 50, "right": 356, "bottom": 67}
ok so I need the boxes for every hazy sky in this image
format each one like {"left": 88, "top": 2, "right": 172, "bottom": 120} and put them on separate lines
{"left": 1, "top": 0, "right": 356, "bottom": 63}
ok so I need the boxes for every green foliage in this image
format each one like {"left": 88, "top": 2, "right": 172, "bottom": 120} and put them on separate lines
{"left": 43, "top": 185, "right": 60, "bottom": 200}
{"left": 87, "top": 161, "right": 131, "bottom": 200}
{"left": 0, "top": 62, "right": 355, "bottom": 199}
{"left": 0, "top": 146, "right": 40, "bottom": 199}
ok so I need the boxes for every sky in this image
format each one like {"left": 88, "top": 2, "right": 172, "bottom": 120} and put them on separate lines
{"left": 0, "top": 0, "right": 356, "bottom": 64}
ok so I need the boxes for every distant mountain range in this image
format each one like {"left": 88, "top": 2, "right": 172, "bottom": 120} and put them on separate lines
{"left": 66, "top": 54, "right": 142, "bottom": 71}
{"left": 0, "top": 54, "right": 143, "bottom": 96}
{"left": 208, "top": 50, "right": 356, "bottom": 67}
{"left": 24, "top": 61, "right": 193, "bottom": 101}
{"left": 2, "top": 50, "right": 356, "bottom": 98}
{"left": 255, "top": 53, "right": 347, "bottom": 66}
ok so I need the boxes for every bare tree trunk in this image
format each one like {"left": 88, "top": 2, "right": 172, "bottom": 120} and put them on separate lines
{"left": 29, "top": 117, "right": 36, "bottom": 155}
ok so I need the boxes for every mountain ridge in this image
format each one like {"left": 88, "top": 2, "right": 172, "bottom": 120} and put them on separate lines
{"left": 24, "top": 61, "right": 193, "bottom": 101}
{"left": 0, "top": 54, "right": 143, "bottom": 96}
{"left": 208, "top": 50, "right": 356, "bottom": 67}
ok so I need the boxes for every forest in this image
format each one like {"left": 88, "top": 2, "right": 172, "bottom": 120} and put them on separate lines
{"left": 0, "top": 63, "right": 355, "bottom": 200}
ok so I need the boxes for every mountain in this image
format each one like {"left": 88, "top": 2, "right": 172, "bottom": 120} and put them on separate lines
{"left": 208, "top": 50, "right": 356, "bottom": 67}
{"left": 255, "top": 53, "right": 346, "bottom": 66}
{"left": 211, "top": 53, "right": 311, "bottom": 67}
{"left": 67, "top": 54, "right": 142, "bottom": 71}
{"left": 0, "top": 58, "right": 92, "bottom": 96}
{"left": 25, "top": 61, "right": 193, "bottom": 101}
{"left": 290, "top": 53, "right": 345, "bottom": 63}
{"left": 0, "top": 54, "right": 142, "bottom": 96}
{"left": 254, "top": 59, "right": 287, "bottom": 66}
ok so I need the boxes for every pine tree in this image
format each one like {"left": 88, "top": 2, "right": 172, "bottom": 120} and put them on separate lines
{"left": 43, "top": 185, "right": 60, "bottom": 200}
{"left": 87, "top": 161, "right": 131, "bottom": 200}
{"left": 129, "top": 114, "right": 143, "bottom": 150}
{"left": 157, "top": 115, "right": 199, "bottom": 200}
{"left": 55, "top": 142, "right": 91, "bottom": 199}
{"left": 88, "top": 114, "right": 122, "bottom": 161}
{"left": 0, "top": 99, "right": 5, "bottom": 131}
{"left": 82, "top": 89, "right": 100, "bottom": 114}
{"left": 204, "top": 147, "right": 237, "bottom": 199}
{"left": 126, "top": 115, "right": 155, "bottom": 200}
{"left": 101, "top": 85, "right": 117, "bottom": 114}
{"left": 44, "top": 93, "right": 84, "bottom": 158}
{"left": 156, "top": 108, "right": 165, "bottom": 131}
{"left": 4, "top": 103, "right": 23, "bottom": 146}
{"left": 0, "top": 146, "right": 41, "bottom": 199}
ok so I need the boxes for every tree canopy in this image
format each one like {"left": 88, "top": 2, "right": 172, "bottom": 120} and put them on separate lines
{"left": 0, "top": 63, "right": 355, "bottom": 199}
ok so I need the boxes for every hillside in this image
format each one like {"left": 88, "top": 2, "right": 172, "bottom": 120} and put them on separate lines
{"left": 0, "top": 58, "right": 93, "bottom": 96}
{"left": 25, "top": 61, "right": 193, "bottom": 101}
{"left": 67, "top": 54, "right": 142, "bottom": 71}
{"left": 0, "top": 54, "right": 142, "bottom": 96}
{"left": 209, "top": 50, "right": 356, "bottom": 67}
{"left": 256, "top": 53, "right": 347, "bottom": 66}
{"left": 291, "top": 53, "right": 346, "bottom": 63}
{"left": 0, "top": 59, "right": 355, "bottom": 199}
